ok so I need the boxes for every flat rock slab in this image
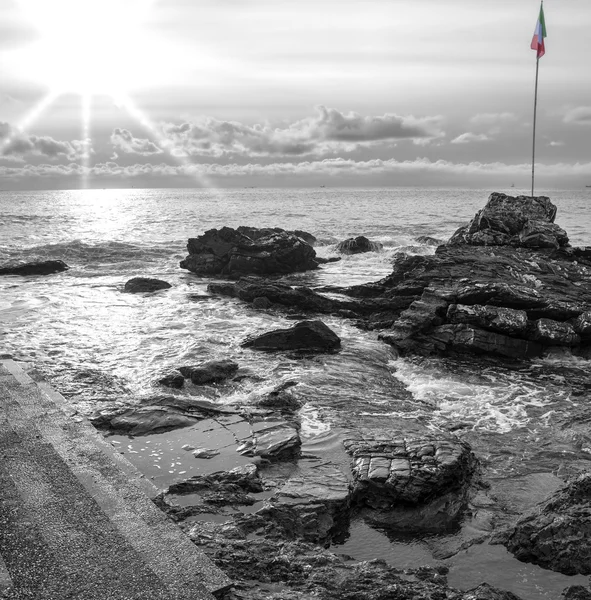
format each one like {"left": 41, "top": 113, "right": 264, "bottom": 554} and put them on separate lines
{"left": 344, "top": 429, "right": 477, "bottom": 507}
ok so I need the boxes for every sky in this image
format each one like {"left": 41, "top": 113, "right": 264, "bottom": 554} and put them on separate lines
{"left": 0, "top": 0, "right": 590, "bottom": 190}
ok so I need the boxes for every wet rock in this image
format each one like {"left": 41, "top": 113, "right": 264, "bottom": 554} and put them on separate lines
{"left": 0, "top": 259, "right": 69, "bottom": 276}
{"left": 123, "top": 277, "right": 172, "bottom": 293}
{"left": 251, "top": 296, "right": 272, "bottom": 309}
{"left": 448, "top": 193, "right": 565, "bottom": 248}
{"left": 336, "top": 235, "right": 383, "bottom": 254}
{"left": 416, "top": 235, "right": 444, "bottom": 246}
{"left": 168, "top": 464, "right": 263, "bottom": 495}
{"left": 344, "top": 430, "right": 477, "bottom": 531}
{"left": 236, "top": 226, "right": 317, "bottom": 246}
{"left": 179, "top": 359, "right": 239, "bottom": 384}
{"left": 241, "top": 320, "right": 341, "bottom": 352}
{"left": 447, "top": 304, "right": 528, "bottom": 336}
{"left": 527, "top": 318, "right": 580, "bottom": 346}
{"left": 251, "top": 381, "right": 302, "bottom": 413}
{"left": 156, "top": 369, "right": 184, "bottom": 389}
{"left": 462, "top": 583, "right": 524, "bottom": 600}
{"left": 257, "top": 462, "right": 351, "bottom": 543}
{"left": 90, "top": 395, "right": 234, "bottom": 435}
{"left": 574, "top": 311, "right": 591, "bottom": 338}
{"left": 193, "top": 448, "right": 220, "bottom": 459}
{"left": 238, "top": 420, "right": 301, "bottom": 460}
{"left": 562, "top": 586, "right": 591, "bottom": 600}
{"left": 501, "top": 472, "right": 591, "bottom": 575}
{"left": 180, "top": 226, "right": 318, "bottom": 276}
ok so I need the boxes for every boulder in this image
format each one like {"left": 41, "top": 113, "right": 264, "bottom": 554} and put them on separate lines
{"left": 562, "top": 587, "right": 591, "bottom": 600}
{"left": 448, "top": 193, "right": 567, "bottom": 248}
{"left": 241, "top": 320, "right": 341, "bottom": 352}
{"left": 344, "top": 430, "right": 477, "bottom": 531}
{"left": 416, "top": 235, "right": 444, "bottom": 246}
{"left": 462, "top": 583, "right": 524, "bottom": 600}
{"left": 573, "top": 312, "right": 591, "bottom": 338}
{"left": 124, "top": 277, "right": 172, "bottom": 293}
{"left": 447, "top": 304, "right": 528, "bottom": 336}
{"left": 335, "top": 235, "right": 383, "bottom": 255}
{"left": 180, "top": 226, "right": 318, "bottom": 276}
{"left": 527, "top": 318, "right": 580, "bottom": 346}
{"left": 236, "top": 226, "right": 317, "bottom": 246}
{"left": 0, "top": 259, "right": 69, "bottom": 276}
{"left": 156, "top": 370, "right": 184, "bottom": 389}
{"left": 179, "top": 359, "right": 239, "bottom": 385}
{"left": 257, "top": 463, "right": 350, "bottom": 543}
{"left": 501, "top": 472, "right": 591, "bottom": 575}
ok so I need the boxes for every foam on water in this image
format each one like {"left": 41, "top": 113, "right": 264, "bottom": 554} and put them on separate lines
{"left": 391, "top": 358, "right": 569, "bottom": 433}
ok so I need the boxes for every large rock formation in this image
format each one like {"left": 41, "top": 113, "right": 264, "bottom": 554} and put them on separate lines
{"left": 180, "top": 226, "right": 318, "bottom": 277}
{"left": 449, "top": 193, "right": 568, "bottom": 248}
{"left": 499, "top": 472, "right": 591, "bottom": 575}
{"left": 0, "top": 259, "right": 69, "bottom": 276}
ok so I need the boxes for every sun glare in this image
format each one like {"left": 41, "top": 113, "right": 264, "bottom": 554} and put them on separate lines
{"left": 17, "top": 0, "right": 156, "bottom": 96}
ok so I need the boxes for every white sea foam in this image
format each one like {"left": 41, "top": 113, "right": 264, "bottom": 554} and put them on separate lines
{"left": 391, "top": 358, "right": 568, "bottom": 433}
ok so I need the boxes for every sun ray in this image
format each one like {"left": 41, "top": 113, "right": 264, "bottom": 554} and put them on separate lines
{"left": 115, "top": 94, "right": 225, "bottom": 195}
{"left": 80, "top": 93, "right": 92, "bottom": 189}
{"left": 0, "top": 90, "right": 59, "bottom": 155}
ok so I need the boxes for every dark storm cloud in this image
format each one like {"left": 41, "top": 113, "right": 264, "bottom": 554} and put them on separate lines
{"left": 110, "top": 128, "right": 163, "bottom": 156}
{"left": 159, "top": 106, "right": 443, "bottom": 158}
{"left": 564, "top": 107, "right": 591, "bottom": 125}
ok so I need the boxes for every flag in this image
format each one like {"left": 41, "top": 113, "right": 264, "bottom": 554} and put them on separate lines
{"left": 531, "top": 3, "right": 547, "bottom": 58}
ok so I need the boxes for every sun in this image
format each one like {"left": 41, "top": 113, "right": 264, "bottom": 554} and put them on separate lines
{"left": 16, "top": 0, "right": 156, "bottom": 97}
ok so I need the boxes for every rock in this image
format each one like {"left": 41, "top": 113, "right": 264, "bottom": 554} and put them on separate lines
{"left": 238, "top": 420, "right": 301, "bottom": 460}
{"left": 448, "top": 193, "right": 564, "bottom": 248}
{"left": 123, "top": 277, "right": 172, "bottom": 293}
{"left": 501, "top": 472, "right": 591, "bottom": 575}
{"left": 193, "top": 448, "right": 220, "bottom": 459}
{"left": 236, "top": 226, "right": 317, "bottom": 246}
{"left": 335, "top": 235, "right": 383, "bottom": 254}
{"left": 462, "top": 583, "right": 524, "bottom": 600}
{"left": 527, "top": 318, "right": 580, "bottom": 346}
{"left": 241, "top": 320, "right": 341, "bottom": 352}
{"left": 257, "top": 463, "right": 350, "bottom": 543}
{"left": 416, "top": 235, "right": 444, "bottom": 246}
{"left": 573, "top": 312, "right": 591, "bottom": 338}
{"left": 344, "top": 430, "right": 477, "bottom": 531}
{"left": 180, "top": 226, "right": 318, "bottom": 276}
{"left": 0, "top": 259, "right": 69, "bottom": 276}
{"left": 251, "top": 381, "right": 302, "bottom": 413}
{"left": 180, "top": 359, "right": 239, "bottom": 384}
{"left": 89, "top": 395, "right": 234, "bottom": 435}
{"left": 447, "top": 304, "right": 528, "bottom": 336}
{"left": 562, "top": 586, "right": 591, "bottom": 600}
{"left": 252, "top": 296, "right": 272, "bottom": 309}
{"left": 156, "top": 370, "right": 184, "bottom": 389}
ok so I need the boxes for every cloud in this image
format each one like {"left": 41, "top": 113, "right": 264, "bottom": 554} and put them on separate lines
{"left": 0, "top": 121, "right": 90, "bottom": 161}
{"left": 563, "top": 107, "right": 591, "bottom": 125}
{"left": 450, "top": 132, "right": 490, "bottom": 144}
{"left": 159, "top": 106, "right": 444, "bottom": 158}
{"left": 548, "top": 141, "right": 565, "bottom": 147}
{"left": 2, "top": 157, "right": 590, "bottom": 187}
{"left": 110, "top": 128, "right": 163, "bottom": 155}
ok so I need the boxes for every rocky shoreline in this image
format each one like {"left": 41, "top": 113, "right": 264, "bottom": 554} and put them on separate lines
{"left": 7, "top": 193, "right": 591, "bottom": 599}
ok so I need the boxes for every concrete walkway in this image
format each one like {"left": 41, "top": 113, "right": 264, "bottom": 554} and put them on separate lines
{"left": 0, "top": 358, "right": 231, "bottom": 599}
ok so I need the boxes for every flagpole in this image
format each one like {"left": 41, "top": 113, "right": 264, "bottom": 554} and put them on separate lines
{"left": 531, "top": 55, "right": 540, "bottom": 197}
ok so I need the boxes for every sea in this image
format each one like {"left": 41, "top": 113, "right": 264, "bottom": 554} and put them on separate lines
{"left": 1, "top": 186, "right": 591, "bottom": 599}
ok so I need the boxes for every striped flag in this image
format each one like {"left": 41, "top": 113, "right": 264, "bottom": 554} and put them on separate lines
{"left": 531, "top": 3, "right": 547, "bottom": 58}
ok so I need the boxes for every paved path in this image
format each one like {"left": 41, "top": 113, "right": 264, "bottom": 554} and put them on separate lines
{"left": 0, "top": 359, "right": 231, "bottom": 599}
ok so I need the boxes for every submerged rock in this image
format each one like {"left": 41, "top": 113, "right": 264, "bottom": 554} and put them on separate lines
{"left": 500, "top": 472, "right": 591, "bottom": 575}
{"left": 156, "top": 369, "right": 184, "bottom": 389}
{"left": 124, "top": 277, "right": 172, "bottom": 293}
{"left": 336, "top": 235, "right": 383, "bottom": 254}
{"left": 241, "top": 320, "right": 341, "bottom": 352}
{"left": 179, "top": 359, "right": 239, "bottom": 385}
{"left": 0, "top": 259, "right": 69, "bottom": 276}
{"left": 180, "top": 226, "right": 318, "bottom": 276}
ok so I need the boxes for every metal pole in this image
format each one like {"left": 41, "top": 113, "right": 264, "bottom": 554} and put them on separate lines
{"left": 531, "top": 56, "right": 540, "bottom": 197}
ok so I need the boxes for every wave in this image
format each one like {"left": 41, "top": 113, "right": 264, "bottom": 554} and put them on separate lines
{"left": 0, "top": 240, "right": 178, "bottom": 265}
